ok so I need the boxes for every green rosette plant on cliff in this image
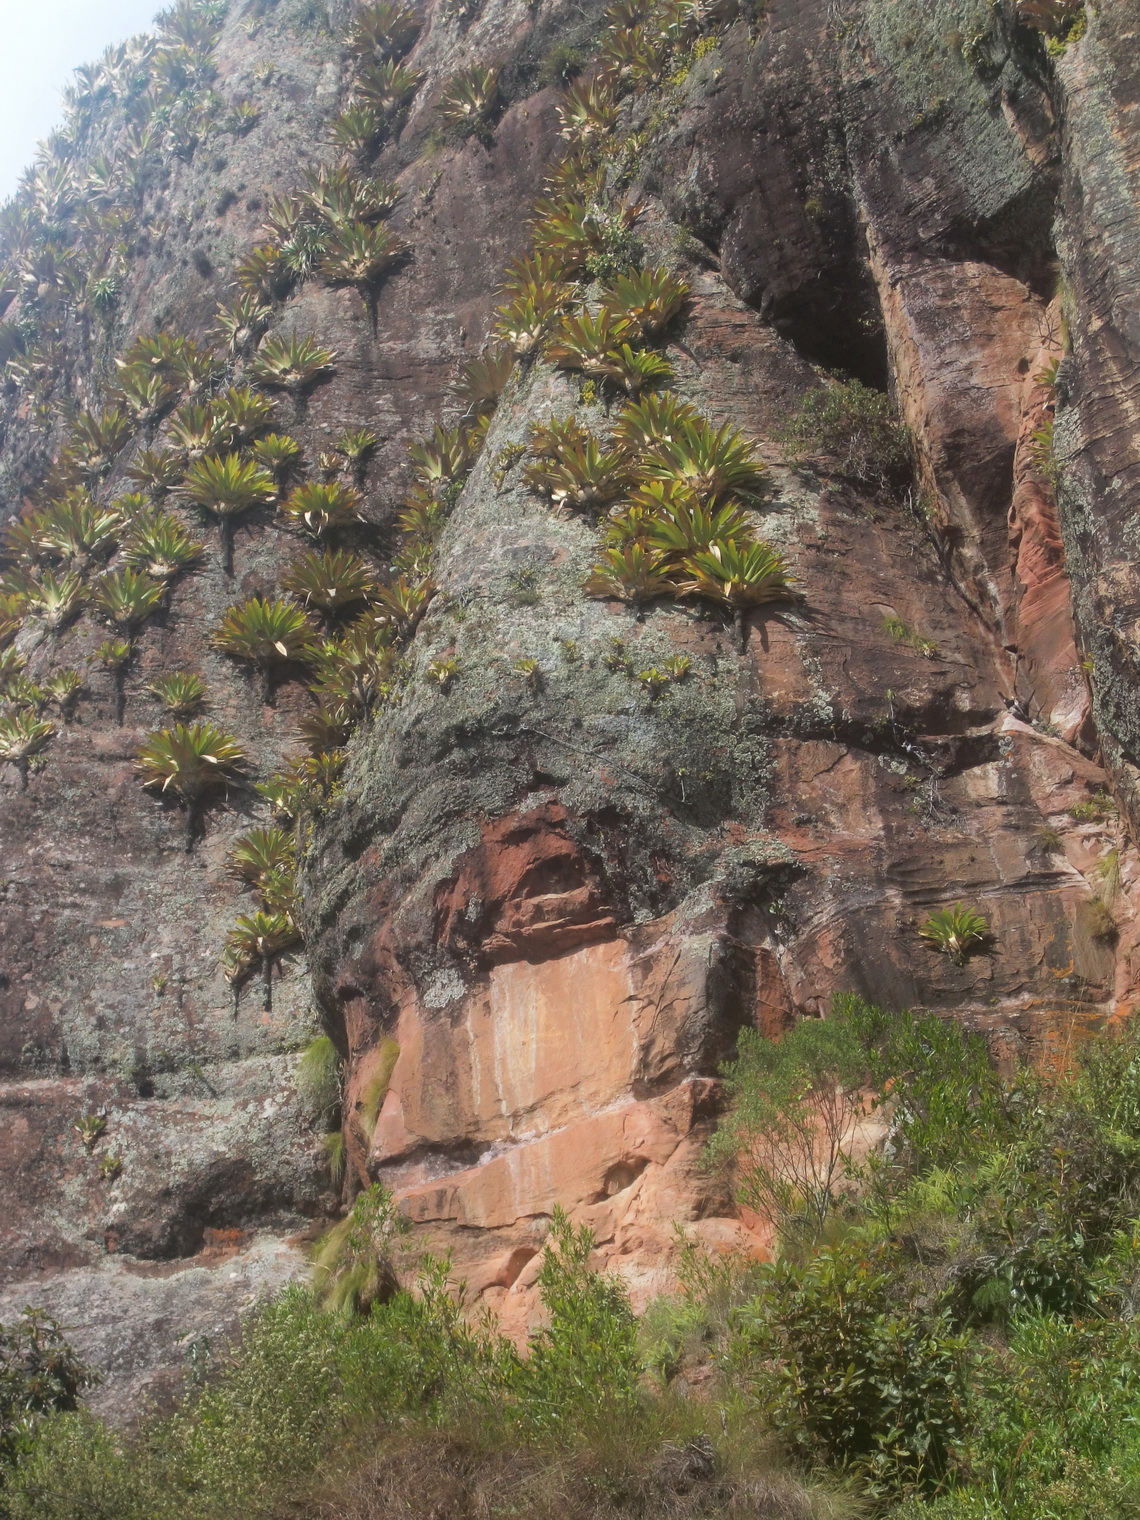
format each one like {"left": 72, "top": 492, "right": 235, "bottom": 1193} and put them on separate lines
{"left": 135, "top": 719, "right": 246, "bottom": 850}
{"left": 212, "top": 596, "right": 316, "bottom": 704}
{"left": 179, "top": 453, "right": 277, "bottom": 574}
{"left": 917, "top": 903, "right": 990, "bottom": 965}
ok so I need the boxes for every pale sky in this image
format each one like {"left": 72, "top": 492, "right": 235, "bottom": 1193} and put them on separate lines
{"left": 0, "top": 0, "right": 163, "bottom": 202}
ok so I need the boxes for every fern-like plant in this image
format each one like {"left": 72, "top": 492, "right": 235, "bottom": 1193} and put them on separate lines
{"left": 135, "top": 719, "right": 247, "bottom": 847}
{"left": 213, "top": 597, "right": 316, "bottom": 703}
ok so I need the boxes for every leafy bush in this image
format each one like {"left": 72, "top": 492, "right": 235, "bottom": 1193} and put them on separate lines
{"left": 780, "top": 379, "right": 912, "bottom": 494}
{"left": 730, "top": 1241, "right": 972, "bottom": 1495}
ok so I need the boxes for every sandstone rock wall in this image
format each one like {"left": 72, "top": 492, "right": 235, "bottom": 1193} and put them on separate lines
{"left": 1, "top": 0, "right": 1138, "bottom": 1407}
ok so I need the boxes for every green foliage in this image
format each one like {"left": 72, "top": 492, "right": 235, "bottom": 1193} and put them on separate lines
{"left": 213, "top": 597, "right": 315, "bottom": 698}
{"left": 297, "top": 1034, "right": 341, "bottom": 1125}
{"left": 0, "top": 710, "right": 55, "bottom": 785}
{"left": 731, "top": 1241, "right": 971, "bottom": 1494}
{"left": 280, "top": 479, "right": 363, "bottom": 536}
{"left": 248, "top": 334, "right": 337, "bottom": 395}
{"left": 436, "top": 67, "right": 500, "bottom": 142}
{"left": 0, "top": 1311, "right": 91, "bottom": 1469}
{"left": 780, "top": 380, "right": 912, "bottom": 494}
{"left": 90, "top": 567, "right": 165, "bottom": 630}
{"left": 508, "top": 1209, "right": 641, "bottom": 1438}
{"left": 917, "top": 903, "right": 989, "bottom": 964}
{"left": 312, "top": 1183, "right": 409, "bottom": 1316}
{"left": 282, "top": 548, "right": 377, "bottom": 616}
{"left": 121, "top": 511, "right": 203, "bottom": 580}
{"left": 148, "top": 670, "right": 207, "bottom": 717}
{"left": 135, "top": 720, "right": 246, "bottom": 804}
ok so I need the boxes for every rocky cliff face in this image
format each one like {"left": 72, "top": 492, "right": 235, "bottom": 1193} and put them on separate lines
{"left": 0, "top": 0, "right": 1136, "bottom": 1410}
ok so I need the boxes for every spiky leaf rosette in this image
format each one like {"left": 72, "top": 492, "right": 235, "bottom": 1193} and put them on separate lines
{"left": 611, "top": 391, "right": 701, "bottom": 454}
{"left": 251, "top": 433, "right": 303, "bottom": 483}
{"left": 168, "top": 402, "right": 232, "bottom": 460}
{"left": 282, "top": 549, "right": 378, "bottom": 616}
{"left": 280, "top": 481, "right": 363, "bottom": 537}
{"left": 600, "top": 266, "right": 690, "bottom": 337}
{"left": 28, "top": 570, "right": 84, "bottom": 630}
{"left": 408, "top": 425, "right": 470, "bottom": 490}
{"left": 451, "top": 346, "right": 514, "bottom": 421}
{"left": 319, "top": 222, "right": 407, "bottom": 298}
{"left": 348, "top": 1, "right": 421, "bottom": 60}
{"left": 30, "top": 493, "right": 121, "bottom": 565}
{"left": 225, "top": 910, "right": 302, "bottom": 1005}
{"left": 354, "top": 59, "right": 421, "bottom": 118}
{"left": 681, "top": 539, "right": 794, "bottom": 611}
{"left": 180, "top": 453, "right": 277, "bottom": 571}
{"left": 545, "top": 307, "right": 636, "bottom": 372}
{"left": 148, "top": 671, "right": 207, "bottom": 717}
{"left": 91, "top": 567, "right": 166, "bottom": 631}
{"left": 918, "top": 903, "right": 990, "bottom": 964}
{"left": 213, "top": 598, "right": 316, "bottom": 694}
{"left": 0, "top": 710, "right": 55, "bottom": 763}
{"left": 229, "top": 826, "right": 295, "bottom": 885}
{"left": 213, "top": 291, "right": 272, "bottom": 355}
{"left": 556, "top": 75, "right": 619, "bottom": 147}
{"left": 368, "top": 575, "right": 434, "bottom": 637}
{"left": 121, "top": 512, "right": 204, "bottom": 580}
{"left": 302, "top": 165, "right": 401, "bottom": 227}
{"left": 594, "top": 342, "right": 673, "bottom": 397}
{"left": 437, "top": 67, "right": 500, "bottom": 139}
{"left": 646, "top": 496, "right": 751, "bottom": 559}
{"left": 584, "top": 544, "right": 676, "bottom": 609}
{"left": 523, "top": 437, "right": 634, "bottom": 514}
{"left": 248, "top": 335, "right": 337, "bottom": 395}
{"left": 125, "top": 448, "right": 183, "bottom": 497}
{"left": 330, "top": 104, "right": 383, "bottom": 156}
{"left": 639, "top": 418, "right": 767, "bottom": 503}
{"left": 213, "top": 385, "right": 277, "bottom": 445}
{"left": 135, "top": 720, "right": 246, "bottom": 803}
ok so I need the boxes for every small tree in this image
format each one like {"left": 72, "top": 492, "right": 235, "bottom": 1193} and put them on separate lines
{"left": 709, "top": 1018, "right": 871, "bottom": 1244}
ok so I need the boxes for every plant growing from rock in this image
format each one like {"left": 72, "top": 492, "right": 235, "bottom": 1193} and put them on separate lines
{"left": 779, "top": 379, "right": 911, "bottom": 495}
{"left": 370, "top": 575, "right": 434, "bottom": 636}
{"left": 646, "top": 495, "right": 750, "bottom": 558}
{"left": 524, "top": 435, "right": 633, "bottom": 514}
{"left": 168, "top": 401, "right": 232, "bottom": 461}
{"left": 213, "top": 291, "right": 273, "bottom": 354}
{"left": 601, "top": 265, "right": 689, "bottom": 337}
{"left": 135, "top": 719, "right": 247, "bottom": 849}
{"left": 224, "top": 909, "right": 301, "bottom": 1010}
{"left": 546, "top": 306, "right": 635, "bottom": 372}
{"left": 27, "top": 570, "right": 84, "bottom": 631}
{"left": 91, "top": 567, "right": 165, "bottom": 632}
{"left": 302, "top": 165, "right": 401, "bottom": 227}
{"left": 125, "top": 447, "right": 183, "bottom": 497}
{"left": 42, "top": 669, "right": 83, "bottom": 716}
{"left": 30, "top": 493, "right": 121, "bottom": 567}
{"left": 556, "top": 75, "right": 619, "bottom": 148}
{"left": 0, "top": 710, "right": 55, "bottom": 789}
{"left": 437, "top": 67, "right": 500, "bottom": 143}
{"left": 249, "top": 335, "right": 337, "bottom": 402}
{"left": 641, "top": 417, "right": 767, "bottom": 503}
{"left": 180, "top": 453, "right": 277, "bottom": 573}
{"left": 917, "top": 903, "right": 989, "bottom": 965}
{"left": 236, "top": 243, "right": 292, "bottom": 304}
{"left": 213, "top": 385, "right": 278, "bottom": 446}
{"left": 451, "top": 347, "right": 514, "bottom": 427}
{"left": 297, "top": 1032, "right": 341, "bottom": 1128}
{"left": 94, "top": 638, "right": 133, "bottom": 725}
{"left": 148, "top": 670, "right": 207, "bottom": 717}
{"left": 121, "top": 512, "right": 204, "bottom": 581}
{"left": 330, "top": 103, "right": 384, "bottom": 158}
{"left": 585, "top": 543, "right": 676, "bottom": 615}
{"left": 311, "top": 1182, "right": 409, "bottom": 1315}
{"left": 229, "top": 825, "right": 296, "bottom": 886}
{"left": 113, "top": 366, "right": 179, "bottom": 427}
{"left": 409, "top": 424, "right": 470, "bottom": 491}
{"left": 213, "top": 596, "right": 316, "bottom": 703}
{"left": 612, "top": 391, "right": 703, "bottom": 455}
{"left": 283, "top": 549, "right": 378, "bottom": 618}
{"left": 354, "top": 59, "right": 421, "bottom": 120}
{"left": 348, "top": 0, "right": 421, "bottom": 61}
{"left": 333, "top": 426, "right": 379, "bottom": 481}
{"left": 682, "top": 540, "right": 796, "bottom": 648}
{"left": 74, "top": 1112, "right": 107, "bottom": 1150}
{"left": 252, "top": 432, "right": 304, "bottom": 485}
{"left": 280, "top": 480, "right": 363, "bottom": 537}
{"left": 319, "top": 221, "right": 408, "bottom": 323}
{"left": 68, "top": 407, "right": 133, "bottom": 476}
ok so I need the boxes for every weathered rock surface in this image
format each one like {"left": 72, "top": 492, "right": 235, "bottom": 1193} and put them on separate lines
{"left": 2, "top": 0, "right": 1140, "bottom": 1404}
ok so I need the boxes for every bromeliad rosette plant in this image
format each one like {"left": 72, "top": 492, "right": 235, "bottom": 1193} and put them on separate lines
{"left": 917, "top": 902, "right": 990, "bottom": 965}
{"left": 135, "top": 720, "right": 247, "bottom": 849}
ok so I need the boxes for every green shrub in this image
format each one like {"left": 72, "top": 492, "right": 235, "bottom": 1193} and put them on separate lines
{"left": 730, "top": 1241, "right": 972, "bottom": 1495}
{"left": 509, "top": 1209, "right": 640, "bottom": 1439}
{"left": 780, "top": 379, "right": 912, "bottom": 493}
